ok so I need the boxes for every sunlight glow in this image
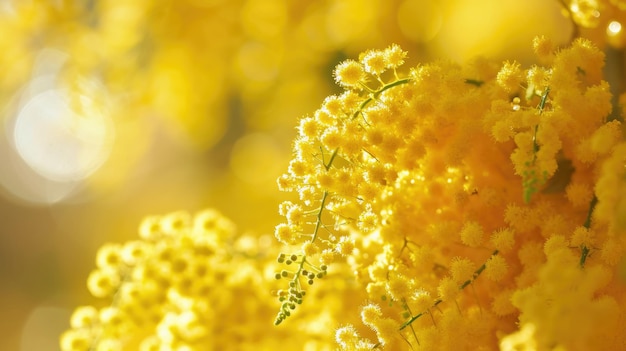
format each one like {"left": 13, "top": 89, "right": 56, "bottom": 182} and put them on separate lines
{"left": 13, "top": 88, "right": 114, "bottom": 182}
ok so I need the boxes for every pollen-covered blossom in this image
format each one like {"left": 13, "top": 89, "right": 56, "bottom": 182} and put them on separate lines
{"left": 274, "top": 39, "right": 626, "bottom": 349}
{"left": 334, "top": 59, "right": 367, "bottom": 90}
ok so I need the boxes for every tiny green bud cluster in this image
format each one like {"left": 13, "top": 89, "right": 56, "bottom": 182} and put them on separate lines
{"left": 273, "top": 254, "right": 329, "bottom": 325}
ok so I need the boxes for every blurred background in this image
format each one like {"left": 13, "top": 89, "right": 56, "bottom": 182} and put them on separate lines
{"left": 1, "top": 0, "right": 617, "bottom": 349}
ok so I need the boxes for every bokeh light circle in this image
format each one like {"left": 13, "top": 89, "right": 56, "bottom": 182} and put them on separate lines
{"left": 13, "top": 89, "right": 114, "bottom": 182}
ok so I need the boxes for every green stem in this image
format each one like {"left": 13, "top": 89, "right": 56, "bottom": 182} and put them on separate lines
{"left": 583, "top": 196, "right": 597, "bottom": 229}
{"left": 579, "top": 195, "right": 598, "bottom": 268}
{"left": 464, "top": 78, "right": 484, "bottom": 87}
{"left": 399, "top": 250, "right": 499, "bottom": 331}
{"left": 352, "top": 78, "right": 412, "bottom": 119}
{"left": 538, "top": 87, "right": 550, "bottom": 114}
{"left": 325, "top": 149, "right": 338, "bottom": 171}
{"left": 579, "top": 245, "right": 590, "bottom": 268}
{"left": 311, "top": 191, "right": 329, "bottom": 243}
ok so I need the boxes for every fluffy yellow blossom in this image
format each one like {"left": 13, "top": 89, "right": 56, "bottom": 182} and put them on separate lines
{"left": 383, "top": 44, "right": 408, "bottom": 69}
{"left": 95, "top": 243, "right": 123, "bottom": 269}
{"left": 450, "top": 257, "right": 476, "bottom": 284}
{"left": 319, "top": 249, "right": 336, "bottom": 265}
{"left": 437, "top": 277, "right": 460, "bottom": 301}
{"left": 336, "top": 236, "right": 355, "bottom": 256}
{"left": 570, "top": 226, "right": 595, "bottom": 248}
{"left": 60, "top": 329, "right": 91, "bottom": 351}
{"left": 298, "top": 117, "right": 321, "bottom": 139}
{"left": 460, "top": 221, "right": 486, "bottom": 247}
{"left": 63, "top": 209, "right": 364, "bottom": 350}
{"left": 360, "top": 303, "right": 382, "bottom": 325}
{"left": 566, "top": 181, "right": 594, "bottom": 208}
{"left": 385, "top": 272, "right": 412, "bottom": 301}
{"left": 302, "top": 241, "right": 320, "bottom": 256}
{"left": 272, "top": 39, "right": 626, "bottom": 350}
{"left": 86, "top": 268, "right": 120, "bottom": 298}
{"left": 371, "top": 317, "right": 400, "bottom": 348}
{"left": 484, "top": 255, "right": 509, "bottom": 282}
{"left": 491, "top": 289, "right": 516, "bottom": 317}
{"left": 497, "top": 61, "right": 523, "bottom": 92}
{"left": 600, "top": 237, "right": 626, "bottom": 265}
{"left": 334, "top": 59, "right": 367, "bottom": 90}
{"left": 532, "top": 35, "right": 554, "bottom": 60}
{"left": 69, "top": 306, "right": 99, "bottom": 329}
{"left": 360, "top": 49, "right": 388, "bottom": 76}
{"left": 274, "top": 223, "right": 300, "bottom": 245}
{"left": 491, "top": 228, "right": 516, "bottom": 253}
{"left": 411, "top": 289, "right": 434, "bottom": 313}
{"left": 321, "top": 127, "right": 343, "bottom": 149}
{"left": 335, "top": 325, "right": 360, "bottom": 349}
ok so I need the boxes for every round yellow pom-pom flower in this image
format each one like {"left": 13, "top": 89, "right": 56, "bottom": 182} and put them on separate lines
{"left": 450, "top": 257, "right": 476, "bottom": 284}
{"left": 460, "top": 221, "right": 485, "bottom": 247}
{"left": 490, "top": 228, "right": 515, "bottom": 253}
{"left": 360, "top": 49, "right": 388, "bottom": 76}
{"left": 360, "top": 303, "right": 382, "bottom": 325}
{"left": 335, "top": 325, "right": 360, "bottom": 349}
{"left": 86, "top": 268, "right": 120, "bottom": 298}
{"left": 532, "top": 35, "right": 554, "bottom": 60}
{"left": 383, "top": 43, "right": 408, "bottom": 69}
{"left": 438, "top": 277, "right": 460, "bottom": 301}
{"left": 497, "top": 61, "right": 523, "bottom": 92}
{"left": 334, "top": 59, "right": 366, "bottom": 90}
{"left": 484, "top": 255, "right": 509, "bottom": 282}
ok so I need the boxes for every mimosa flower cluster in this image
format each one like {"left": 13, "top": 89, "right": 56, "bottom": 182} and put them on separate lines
{"left": 60, "top": 37, "right": 626, "bottom": 351}
{"left": 274, "top": 38, "right": 626, "bottom": 349}
{"left": 60, "top": 209, "right": 364, "bottom": 351}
